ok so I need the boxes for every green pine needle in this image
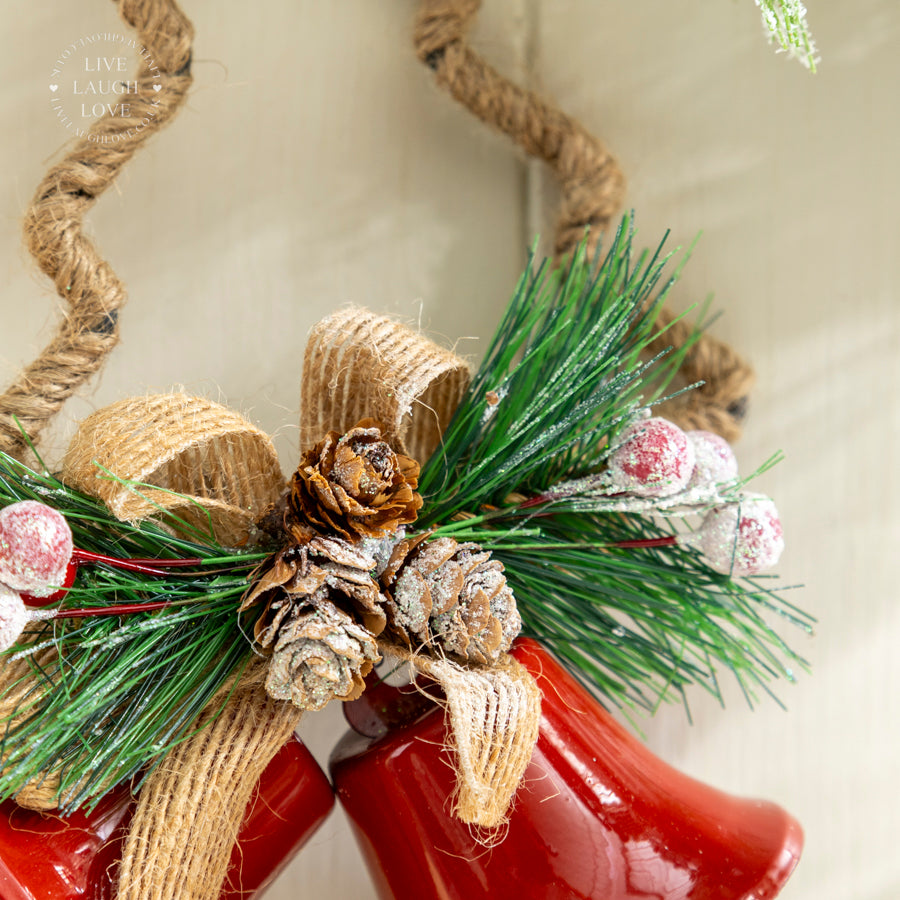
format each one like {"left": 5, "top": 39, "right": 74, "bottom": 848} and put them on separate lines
{"left": 419, "top": 216, "right": 699, "bottom": 524}
{"left": 428, "top": 507, "right": 812, "bottom": 714}
{"left": 490, "top": 514, "right": 807, "bottom": 713}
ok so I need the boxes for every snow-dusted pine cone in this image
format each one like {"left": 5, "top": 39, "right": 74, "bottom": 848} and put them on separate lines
{"left": 241, "top": 535, "right": 384, "bottom": 709}
{"left": 380, "top": 535, "right": 521, "bottom": 664}
{"left": 264, "top": 600, "right": 379, "bottom": 710}
{"left": 289, "top": 419, "right": 422, "bottom": 541}
{"left": 241, "top": 534, "right": 386, "bottom": 641}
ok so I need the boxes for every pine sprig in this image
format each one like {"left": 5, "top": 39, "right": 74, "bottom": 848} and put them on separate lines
{"left": 0, "top": 217, "right": 811, "bottom": 814}
{"left": 422, "top": 220, "right": 811, "bottom": 712}
{"left": 0, "top": 453, "right": 264, "bottom": 812}
{"left": 419, "top": 216, "right": 698, "bottom": 525}
{"left": 427, "top": 508, "right": 811, "bottom": 713}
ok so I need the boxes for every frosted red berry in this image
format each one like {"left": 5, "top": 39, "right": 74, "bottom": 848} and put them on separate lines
{"left": 686, "top": 430, "right": 739, "bottom": 489}
{"left": 0, "top": 583, "right": 28, "bottom": 651}
{"left": 0, "top": 501, "right": 74, "bottom": 598}
{"left": 607, "top": 417, "right": 696, "bottom": 497}
{"left": 697, "top": 497, "right": 784, "bottom": 577}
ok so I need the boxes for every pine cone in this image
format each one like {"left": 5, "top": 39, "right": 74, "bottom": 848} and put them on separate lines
{"left": 241, "top": 534, "right": 386, "bottom": 640}
{"left": 380, "top": 535, "right": 522, "bottom": 664}
{"left": 264, "top": 601, "right": 380, "bottom": 710}
{"left": 289, "top": 419, "right": 422, "bottom": 541}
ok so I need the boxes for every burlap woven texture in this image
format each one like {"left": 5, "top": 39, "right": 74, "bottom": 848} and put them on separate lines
{"left": 301, "top": 307, "right": 471, "bottom": 465}
{"left": 385, "top": 644, "right": 541, "bottom": 832}
{"left": 62, "top": 394, "right": 286, "bottom": 547}
{"left": 115, "top": 663, "right": 302, "bottom": 900}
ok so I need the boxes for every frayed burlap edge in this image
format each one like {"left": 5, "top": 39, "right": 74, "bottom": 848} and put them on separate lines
{"left": 301, "top": 307, "right": 471, "bottom": 464}
{"left": 382, "top": 642, "right": 541, "bottom": 833}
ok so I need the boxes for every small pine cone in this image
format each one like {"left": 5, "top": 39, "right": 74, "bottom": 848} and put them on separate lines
{"left": 380, "top": 535, "right": 522, "bottom": 665}
{"left": 289, "top": 419, "right": 423, "bottom": 541}
{"left": 241, "top": 534, "right": 386, "bottom": 640}
{"left": 265, "top": 600, "right": 380, "bottom": 710}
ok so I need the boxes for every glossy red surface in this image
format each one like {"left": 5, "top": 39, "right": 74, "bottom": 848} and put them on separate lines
{"left": 0, "top": 735, "right": 334, "bottom": 899}
{"left": 220, "top": 736, "right": 336, "bottom": 899}
{"left": 331, "top": 637, "right": 803, "bottom": 900}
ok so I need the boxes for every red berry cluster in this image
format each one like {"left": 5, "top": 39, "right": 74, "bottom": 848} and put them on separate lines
{"left": 607, "top": 417, "right": 783, "bottom": 577}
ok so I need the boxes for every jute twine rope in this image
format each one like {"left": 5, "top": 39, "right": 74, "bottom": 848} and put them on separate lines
{"left": 414, "top": 0, "right": 625, "bottom": 256}
{"left": 414, "top": 0, "right": 754, "bottom": 441}
{"left": 0, "top": 3, "right": 297, "bottom": 896}
{"left": 0, "top": 0, "right": 194, "bottom": 461}
{"left": 645, "top": 312, "right": 756, "bottom": 443}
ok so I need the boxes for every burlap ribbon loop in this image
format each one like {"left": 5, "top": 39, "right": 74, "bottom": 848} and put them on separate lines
{"left": 61, "top": 394, "right": 285, "bottom": 547}
{"left": 301, "top": 307, "right": 471, "bottom": 463}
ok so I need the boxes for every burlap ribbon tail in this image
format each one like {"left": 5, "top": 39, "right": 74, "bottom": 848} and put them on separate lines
{"left": 45, "top": 307, "right": 542, "bottom": 899}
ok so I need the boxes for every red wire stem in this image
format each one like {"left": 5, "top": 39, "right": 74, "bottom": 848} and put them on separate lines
{"left": 609, "top": 536, "right": 679, "bottom": 549}
{"left": 48, "top": 600, "right": 175, "bottom": 619}
{"left": 71, "top": 548, "right": 204, "bottom": 576}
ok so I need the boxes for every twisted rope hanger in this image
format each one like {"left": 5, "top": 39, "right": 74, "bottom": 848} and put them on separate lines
{"left": 0, "top": 0, "right": 194, "bottom": 460}
{"left": 413, "top": 0, "right": 754, "bottom": 441}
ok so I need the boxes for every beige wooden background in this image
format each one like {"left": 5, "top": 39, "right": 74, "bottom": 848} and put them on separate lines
{"left": 1, "top": 2, "right": 898, "bottom": 898}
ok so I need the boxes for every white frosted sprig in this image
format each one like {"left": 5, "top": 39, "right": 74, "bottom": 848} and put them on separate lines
{"left": 541, "top": 474, "right": 738, "bottom": 517}
{"left": 534, "top": 479, "right": 784, "bottom": 576}
{"left": 754, "top": 0, "right": 819, "bottom": 71}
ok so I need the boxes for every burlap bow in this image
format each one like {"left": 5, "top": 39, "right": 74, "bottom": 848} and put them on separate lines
{"left": 54, "top": 306, "right": 540, "bottom": 900}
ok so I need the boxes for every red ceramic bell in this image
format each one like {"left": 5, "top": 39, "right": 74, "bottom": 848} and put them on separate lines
{"left": 0, "top": 734, "right": 334, "bottom": 900}
{"left": 331, "top": 637, "right": 803, "bottom": 900}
